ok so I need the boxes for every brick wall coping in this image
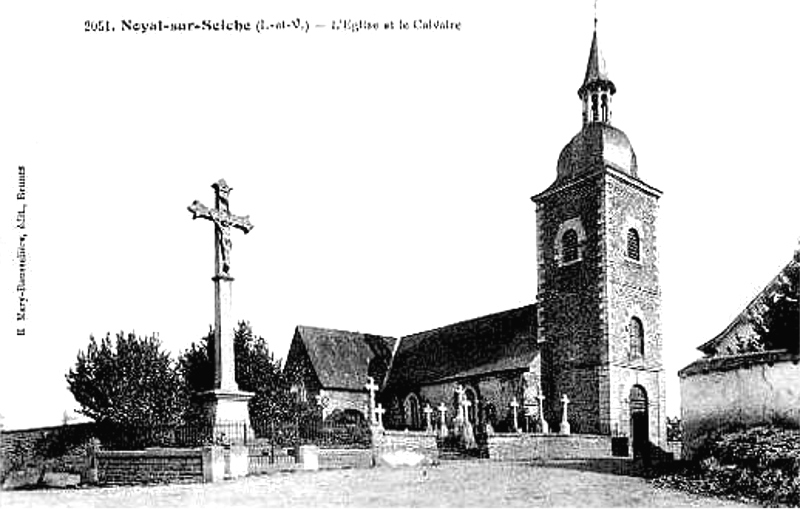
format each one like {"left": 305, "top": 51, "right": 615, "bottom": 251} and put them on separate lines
{"left": 379, "top": 430, "right": 437, "bottom": 437}
{"left": 1, "top": 421, "right": 95, "bottom": 435}
{"left": 96, "top": 448, "right": 203, "bottom": 458}
{"left": 488, "top": 433, "right": 608, "bottom": 440}
{"left": 679, "top": 350, "right": 799, "bottom": 378}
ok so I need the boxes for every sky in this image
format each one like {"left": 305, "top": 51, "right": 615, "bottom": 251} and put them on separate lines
{"left": 2, "top": 1, "right": 799, "bottom": 430}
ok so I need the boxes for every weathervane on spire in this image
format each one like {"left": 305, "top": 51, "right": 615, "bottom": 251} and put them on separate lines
{"left": 594, "top": 0, "right": 598, "bottom": 30}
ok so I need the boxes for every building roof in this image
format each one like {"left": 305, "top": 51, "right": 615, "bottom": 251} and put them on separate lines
{"left": 384, "top": 304, "right": 538, "bottom": 391}
{"left": 555, "top": 122, "right": 638, "bottom": 182}
{"left": 697, "top": 254, "right": 799, "bottom": 356}
{"left": 291, "top": 325, "right": 397, "bottom": 391}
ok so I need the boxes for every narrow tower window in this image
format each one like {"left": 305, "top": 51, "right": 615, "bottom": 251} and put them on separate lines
{"left": 562, "top": 229, "right": 579, "bottom": 263}
{"left": 591, "top": 94, "right": 599, "bottom": 122}
{"left": 629, "top": 317, "right": 645, "bottom": 358}
{"left": 601, "top": 94, "right": 608, "bottom": 122}
{"left": 627, "top": 228, "right": 640, "bottom": 261}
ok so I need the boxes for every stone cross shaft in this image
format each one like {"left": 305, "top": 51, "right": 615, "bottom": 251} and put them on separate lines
{"left": 455, "top": 384, "right": 466, "bottom": 422}
{"left": 536, "top": 393, "right": 549, "bottom": 434}
{"left": 374, "top": 403, "right": 386, "bottom": 429}
{"left": 423, "top": 404, "right": 433, "bottom": 431}
{"left": 510, "top": 397, "right": 520, "bottom": 431}
{"left": 188, "top": 179, "right": 254, "bottom": 392}
{"left": 365, "top": 376, "right": 379, "bottom": 425}
{"left": 437, "top": 402, "right": 449, "bottom": 438}
{"left": 560, "top": 394, "right": 571, "bottom": 435}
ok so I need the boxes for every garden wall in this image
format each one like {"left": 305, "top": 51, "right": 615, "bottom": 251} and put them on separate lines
{"left": 679, "top": 350, "right": 800, "bottom": 460}
{"left": 372, "top": 429, "right": 438, "bottom": 465}
{"left": 486, "top": 433, "right": 612, "bottom": 461}
{"left": 1, "top": 422, "right": 96, "bottom": 478}
{"left": 319, "top": 448, "right": 373, "bottom": 469}
{"left": 96, "top": 449, "right": 204, "bottom": 485}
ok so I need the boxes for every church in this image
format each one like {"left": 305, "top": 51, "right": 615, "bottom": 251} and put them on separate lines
{"left": 284, "top": 24, "right": 668, "bottom": 453}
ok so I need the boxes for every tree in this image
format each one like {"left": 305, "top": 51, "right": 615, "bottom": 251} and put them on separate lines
{"left": 752, "top": 263, "right": 799, "bottom": 353}
{"left": 66, "top": 332, "right": 189, "bottom": 427}
{"left": 179, "top": 321, "right": 298, "bottom": 427}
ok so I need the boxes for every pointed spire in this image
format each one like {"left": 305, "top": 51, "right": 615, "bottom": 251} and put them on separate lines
{"left": 578, "top": 19, "right": 616, "bottom": 125}
{"left": 579, "top": 29, "right": 615, "bottom": 98}
{"left": 581, "top": 30, "right": 613, "bottom": 93}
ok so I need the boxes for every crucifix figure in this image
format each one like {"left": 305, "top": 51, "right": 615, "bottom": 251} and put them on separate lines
{"left": 188, "top": 179, "right": 254, "bottom": 393}
{"left": 560, "top": 394, "right": 571, "bottom": 435}
{"left": 365, "top": 376, "right": 380, "bottom": 426}
{"left": 423, "top": 404, "right": 434, "bottom": 433}
{"left": 188, "top": 179, "right": 254, "bottom": 278}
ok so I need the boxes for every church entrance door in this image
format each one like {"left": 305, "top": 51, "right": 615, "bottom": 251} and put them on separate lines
{"left": 629, "top": 385, "right": 648, "bottom": 460}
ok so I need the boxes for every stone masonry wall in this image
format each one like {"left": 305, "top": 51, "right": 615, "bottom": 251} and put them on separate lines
{"left": 487, "top": 433, "right": 612, "bottom": 461}
{"left": 536, "top": 175, "right": 606, "bottom": 433}
{"left": 96, "top": 449, "right": 204, "bottom": 485}
{"left": 321, "top": 389, "right": 370, "bottom": 421}
{"left": 1, "top": 422, "right": 97, "bottom": 478}
{"left": 535, "top": 170, "right": 666, "bottom": 444}
{"left": 372, "top": 430, "right": 438, "bottom": 465}
{"left": 680, "top": 351, "right": 800, "bottom": 459}
{"left": 603, "top": 174, "right": 666, "bottom": 446}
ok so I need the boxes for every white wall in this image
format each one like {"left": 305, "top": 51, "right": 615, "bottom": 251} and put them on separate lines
{"left": 680, "top": 352, "right": 800, "bottom": 459}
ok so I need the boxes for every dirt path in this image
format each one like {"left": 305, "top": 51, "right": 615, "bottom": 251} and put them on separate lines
{"left": 0, "top": 460, "right": 755, "bottom": 507}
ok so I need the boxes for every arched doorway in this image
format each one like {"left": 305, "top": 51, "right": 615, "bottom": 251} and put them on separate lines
{"left": 403, "top": 393, "right": 421, "bottom": 429}
{"left": 629, "top": 385, "right": 649, "bottom": 459}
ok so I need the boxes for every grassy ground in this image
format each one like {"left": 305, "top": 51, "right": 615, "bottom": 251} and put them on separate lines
{"left": 0, "top": 459, "right": 755, "bottom": 507}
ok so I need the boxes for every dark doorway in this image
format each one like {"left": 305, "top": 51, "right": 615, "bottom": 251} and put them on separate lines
{"left": 629, "top": 385, "right": 648, "bottom": 460}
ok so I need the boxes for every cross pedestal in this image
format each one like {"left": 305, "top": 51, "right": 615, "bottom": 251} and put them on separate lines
{"left": 189, "top": 179, "right": 254, "bottom": 444}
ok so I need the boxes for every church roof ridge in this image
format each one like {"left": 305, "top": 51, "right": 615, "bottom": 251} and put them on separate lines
{"left": 398, "top": 303, "right": 537, "bottom": 345}
{"left": 295, "top": 324, "right": 396, "bottom": 340}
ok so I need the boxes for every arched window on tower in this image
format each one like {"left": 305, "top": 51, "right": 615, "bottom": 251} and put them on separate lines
{"left": 591, "top": 93, "right": 599, "bottom": 122}
{"left": 562, "top": 229, "right": 579, "bottom": 263}
{"left": 627, "top": 228, "right": 640, "bottom": 261}
{"left": 601, "top": 94, "right": 609, "bottom": 122}
{"left": 629, "top": 317, "right": 645, "bottom": 359}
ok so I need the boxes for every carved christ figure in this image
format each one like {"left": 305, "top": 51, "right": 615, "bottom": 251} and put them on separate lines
{"left": 188, "top": 179, "right": 253, "bottom": 278}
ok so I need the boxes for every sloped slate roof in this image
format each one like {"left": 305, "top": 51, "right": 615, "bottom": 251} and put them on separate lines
{"left": 293, "top": 325, "right": 397, "bottom": 391}
{"left": 385, "top": 304, "right": 538, "bottom": 390}
{"left": 697, "top": 254, "right": 799, "bottom": 356}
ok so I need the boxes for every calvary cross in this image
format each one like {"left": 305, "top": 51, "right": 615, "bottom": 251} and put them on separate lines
{"left": 188, "top": 179, "right": 254, "bottom": 392}
{"left": 188, "top": 179, "right": 254, "bottom": 278}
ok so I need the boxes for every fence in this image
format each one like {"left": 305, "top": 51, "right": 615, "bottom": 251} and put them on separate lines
{"left": 93, "top": 418, "right": 371, "bottom": 451}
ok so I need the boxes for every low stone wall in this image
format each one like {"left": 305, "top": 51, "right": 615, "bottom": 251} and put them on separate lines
{"left": 679, "top": 350, "right": 800, "bottom": 460}
{"left": 486, "top": 433, "right": 612, "bottom": 461}
{"left": 96, "top": 448, "right": 204, "bottom": 485}
{"left": 319, "top": 448, "right": 373, "bottom": 469}
{"left": 1, "top": 422, "right": 97, "bottom": 478}
{"left": 372, "top": 429, "right": 438, "bottom": 465}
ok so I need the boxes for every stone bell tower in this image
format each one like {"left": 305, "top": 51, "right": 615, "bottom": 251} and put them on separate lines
{"left": 532, "top": 24, "right": 667, "bottom": 451}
